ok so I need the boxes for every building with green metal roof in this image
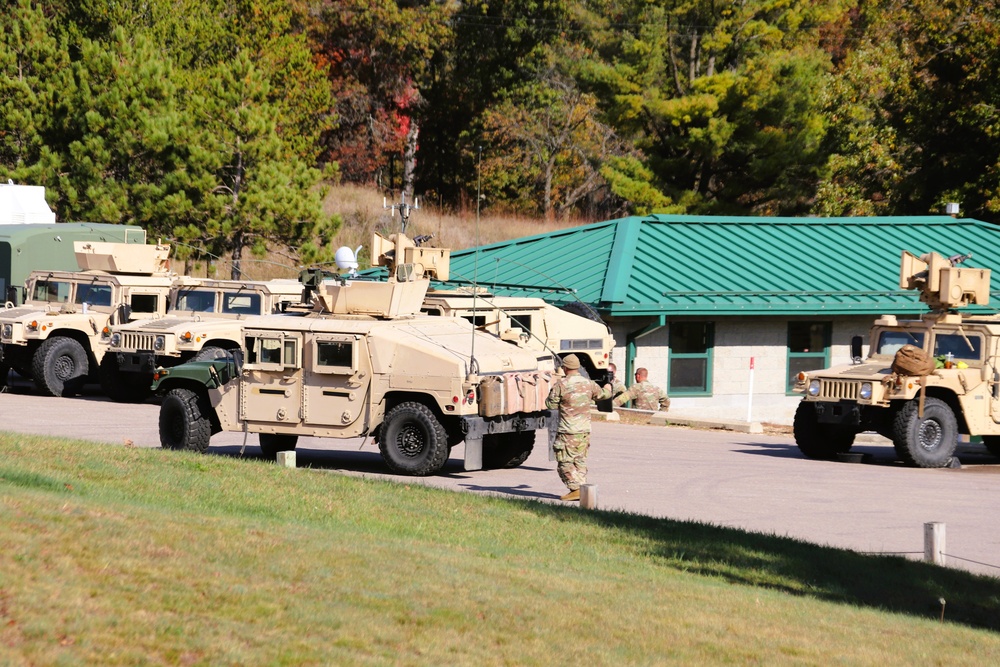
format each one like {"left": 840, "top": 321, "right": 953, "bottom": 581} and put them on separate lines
{"left": 434, "top": 214, "right": 1000, "bottom": 425}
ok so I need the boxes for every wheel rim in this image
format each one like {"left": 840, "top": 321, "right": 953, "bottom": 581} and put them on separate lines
{"left": 54, "top": 354, "right": 77, "bottom": 380}
{"left": 395, "top": 424, "right": 426, "bottom": 458}
{"left": 918, "top": 419, "right": 943, "bottom": 451}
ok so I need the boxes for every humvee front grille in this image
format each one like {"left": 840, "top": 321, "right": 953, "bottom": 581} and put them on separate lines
{"left": 121, "top": 332, "right": 156, "bottom": 351}
{"left": 819, "top": 380, "right": 860, "bottom": 401}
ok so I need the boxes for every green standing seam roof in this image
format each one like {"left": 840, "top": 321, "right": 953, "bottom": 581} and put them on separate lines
{"left": 436, "top": 215, "right": 1000, "bottom": 317}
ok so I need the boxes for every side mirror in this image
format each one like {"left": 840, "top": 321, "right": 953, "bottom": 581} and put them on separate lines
{"left": 116, "top": 303, "right": 133, "bottom": 325}
{"left": 231, "top": 348, "right": 244, "bottom": 377}
{"left": 851, "top": 335, "right": 864, "bottom": 364}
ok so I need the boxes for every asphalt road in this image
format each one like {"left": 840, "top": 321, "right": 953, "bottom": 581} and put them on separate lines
{"left": 4, "top": 378, "right": 1000, "bottom": 577}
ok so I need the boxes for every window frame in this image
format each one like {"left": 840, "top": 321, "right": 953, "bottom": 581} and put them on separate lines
{"left": 667, "top": 321, "right": 714, "bottom": 397}
{"left": 786, "top": 321, "right": 832, "bottom": 395}
{"left": 311, "top": 335, "right": 358, "bottom": 376}
{"left": 244, "top": 333, "right": 300, "bottom": 371}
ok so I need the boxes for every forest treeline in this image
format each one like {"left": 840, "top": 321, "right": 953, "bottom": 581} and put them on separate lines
{"left": 2, "top": 0, "right": 999, "bottom": 273}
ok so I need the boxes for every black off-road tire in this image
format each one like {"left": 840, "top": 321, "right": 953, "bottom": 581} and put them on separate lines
{"left": 98, "top": 354, "right": 153, "bottom": 403}
{"left": 378, "top": 402, "right": 449, "bottom": 476}
{"left": 483, "top": 431, "right": 536, "bottom": 469}
{"left": 32, "top": 337, "right": 89, "bottom": 397}
{"left": 892, "top": 397, "right": 958, "bottom": 468}
{"left": 159, "top": 388, "right": 212, "bottom": 453}
{"left": 259, "top": 433, "right": 299, "bottom": 459}
{"left": 792, "top": 401, "right": 856, "bottom": 460}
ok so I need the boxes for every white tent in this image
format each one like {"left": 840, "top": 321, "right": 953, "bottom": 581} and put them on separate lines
{"left": 0, "top": 182, "right": 56, "bottom": 224}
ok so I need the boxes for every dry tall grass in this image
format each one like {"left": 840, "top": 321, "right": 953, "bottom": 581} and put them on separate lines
{"left": 201, "top": 184, "right": 589, "bottom": 281}
{"left": 323, "top": 183, "right": 586, "bottom": 256}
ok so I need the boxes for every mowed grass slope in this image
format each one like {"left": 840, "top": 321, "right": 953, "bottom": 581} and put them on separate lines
{"left": 3, "top": 432, "right": 1000, "bottom": 666}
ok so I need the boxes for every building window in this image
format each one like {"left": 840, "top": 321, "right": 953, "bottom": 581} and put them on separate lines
{"left": 787, "top": 322, "right": 831, "bottom": 393}
{"left": 668, "top": 322, "right": 713, "bottom": 395}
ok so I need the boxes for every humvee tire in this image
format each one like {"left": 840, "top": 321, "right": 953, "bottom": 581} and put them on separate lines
{"left": 892, "top": 397, "right": 958, "bottom": 467}
{"left": 378, "top": 402, "right": 449, "bottom": 476}
{"left": 483, "top": 431, "right": 535, "bottom": 469}
{"left": 259, "top": 433, "right": 298, "bottom": 459}
{"left": 32, "top": 337, "right": 89, "bottom": 397}
{"left": 159, "top": 388, "right": 212, "bottom": 453}
{"left": 99, "top": 354, "right": 153, "bottom": 403}
{"left": 792, "top": 401, "right": 855, "bottom": 460}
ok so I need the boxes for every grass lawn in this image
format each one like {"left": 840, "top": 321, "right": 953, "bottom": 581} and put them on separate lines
{"left": 2, "top": 431, "right": 1000, "bottom": 665}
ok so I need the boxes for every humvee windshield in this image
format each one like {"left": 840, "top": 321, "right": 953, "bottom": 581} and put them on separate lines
{"left": 933, "top": 333, "right": 982, "bottom": 361}
{"left": 222, "top": 292, "right": 261, "bottom": 315}
{"left": 876, "top": 330, "right": 925, "bottom": 356}
{"left": 76, "top": 281, "right": 113, "bottom": 307}
{"left": 176, "top": 290, "right": 216, "bottom": 312}
{"left": 32, "top": 279, "right": 72, "bottom": 303}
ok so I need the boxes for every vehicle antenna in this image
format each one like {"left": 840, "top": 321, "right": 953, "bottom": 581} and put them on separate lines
{"left": 470, "top": 146, "right": 483, "bottom": 374}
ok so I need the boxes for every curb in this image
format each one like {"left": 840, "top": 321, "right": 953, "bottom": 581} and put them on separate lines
{"left": 591, "top": 409, "right": 764, "bottom": 434}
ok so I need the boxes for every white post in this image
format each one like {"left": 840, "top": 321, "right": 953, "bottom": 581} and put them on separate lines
{"left": 924, "top": 522, "right": 946, "bottom": 565}
{"left": 277, "top": 451, "right": 296, "bottom": 469}
{"left": 746, "top": 356, "right": 755, "bottom": 423}
{"left": 581, "top": 484, "right": 598, "bottom": 510}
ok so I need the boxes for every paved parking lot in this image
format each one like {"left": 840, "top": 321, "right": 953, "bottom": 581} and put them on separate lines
{"left": 4, "top": 381, "right": 1000, "bottom": 577}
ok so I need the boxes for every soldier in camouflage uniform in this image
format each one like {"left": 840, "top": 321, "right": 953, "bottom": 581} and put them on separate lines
{"left": 608, "top": 363, "right": 628, "bottom": 402}
{"left": 545, "top": 354, "right": 611, "bottom": 502}
{"left": 614, "top": 367, "right": 670, "bottom": 411}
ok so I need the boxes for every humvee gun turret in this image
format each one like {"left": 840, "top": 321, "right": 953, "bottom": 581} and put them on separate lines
{"left": 0, "top": 241, "right": 174, "bottom": 396}
{"left": 101, "top": 278, "right": 304, "bottom": 402}
{"left": 151, "top": 232, "right": 555, "bottom": 476}
{"left": 420, "top": 290, "right": 615, "bottom": 383}
{"left": 793, "top": 250, "right": 998, "bottom": 467}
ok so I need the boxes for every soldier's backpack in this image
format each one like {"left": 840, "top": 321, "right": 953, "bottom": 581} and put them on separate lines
{"left": 892, "top": 344, "right": 935, "bottom": 376}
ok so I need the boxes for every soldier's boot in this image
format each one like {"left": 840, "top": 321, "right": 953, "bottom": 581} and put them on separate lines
{"left": 560, "top": 489, "right": 580, "bottom": 501}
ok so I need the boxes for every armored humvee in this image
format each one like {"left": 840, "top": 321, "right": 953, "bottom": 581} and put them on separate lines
{"left": 151, "top": 232, "right": 554, "bottom": 476}
{"left": 793, "top": 250, "right": 1000, "bottom": 468}
{"left": 100, "top": 278, "right": 304, "bottom": 402}
{"left": 0, "top": 241, "right": 174, "bottom": 396}
{"left": 420, "top": 290, "right": 615, "bottom": 383}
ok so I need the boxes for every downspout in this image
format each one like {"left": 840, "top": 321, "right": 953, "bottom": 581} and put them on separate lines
{"left": 625, "top": 315, "right": 667, "bottom": 382}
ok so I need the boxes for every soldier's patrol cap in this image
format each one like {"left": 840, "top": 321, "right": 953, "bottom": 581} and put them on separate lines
{"left": 561, "top": 354, "right": 581, "bottom": 369}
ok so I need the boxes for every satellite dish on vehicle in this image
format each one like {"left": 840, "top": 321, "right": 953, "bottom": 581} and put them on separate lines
{"left": 335, "top": 245, "right": 363, "bottom": 276}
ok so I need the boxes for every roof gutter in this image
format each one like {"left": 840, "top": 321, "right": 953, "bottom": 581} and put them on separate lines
{"left": 625, "top": 315, "right": 666, "bottom": 384}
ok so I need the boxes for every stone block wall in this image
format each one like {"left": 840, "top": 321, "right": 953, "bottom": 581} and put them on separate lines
{"left": 608, "top": 314, "right": 880, "bottom": 424}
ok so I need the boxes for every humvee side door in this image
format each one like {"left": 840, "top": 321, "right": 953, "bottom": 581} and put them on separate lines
{"left": 301, "top": 334, "right": 372, "bottom": 430}
{"left": 239, "top": 332, "right": 303, "bottom": 426}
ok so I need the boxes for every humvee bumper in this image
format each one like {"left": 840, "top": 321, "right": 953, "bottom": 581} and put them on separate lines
{"left": 460, "top": 411, "right": 553, "bottom": 471}
{"left": 811, "top": 400, "right": 863, "bottom": 427}
{"left": 116, "top": 351, "right": 156, "bottom": 373}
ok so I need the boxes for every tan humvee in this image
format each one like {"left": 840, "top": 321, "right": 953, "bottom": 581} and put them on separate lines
{"left": 101, "top": 278, "right": 304, "bottom": 402}
{"left": 0, "top": 241, "right": 174, "bottom": 396}
{"left": 420, "top": 289, "right": 615, "bottom": 382}
{"left": 793, "top": 250, "right": 999, "bottom": 467}
{"left": 152, "top": 232, "right": 554, "bottom": 476}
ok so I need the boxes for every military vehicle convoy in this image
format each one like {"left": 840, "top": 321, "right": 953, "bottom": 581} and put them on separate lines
{"left": 793, "top": 250, "right": 1000, "bottom": 468}
{"left": 420, "top": 290, "right": 615, "bottom": 383}
{"left": 0, "top": 241, "right": 174, "bottom": 396}
{"left": 100, "top": 278, "right": 304, "bottom": 402}
{"left": 151, "top": 231, "right": 554, "bottom": 476}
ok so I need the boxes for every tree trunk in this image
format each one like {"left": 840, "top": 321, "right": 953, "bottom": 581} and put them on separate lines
{"left": 230, "top": 230, "right": 244, "bottom": 280}
{"left": 543, "top": 156, "right": 555, "bottom": 222}
{"left": 402, "top": 119, "right": 419, "bottom": 202}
